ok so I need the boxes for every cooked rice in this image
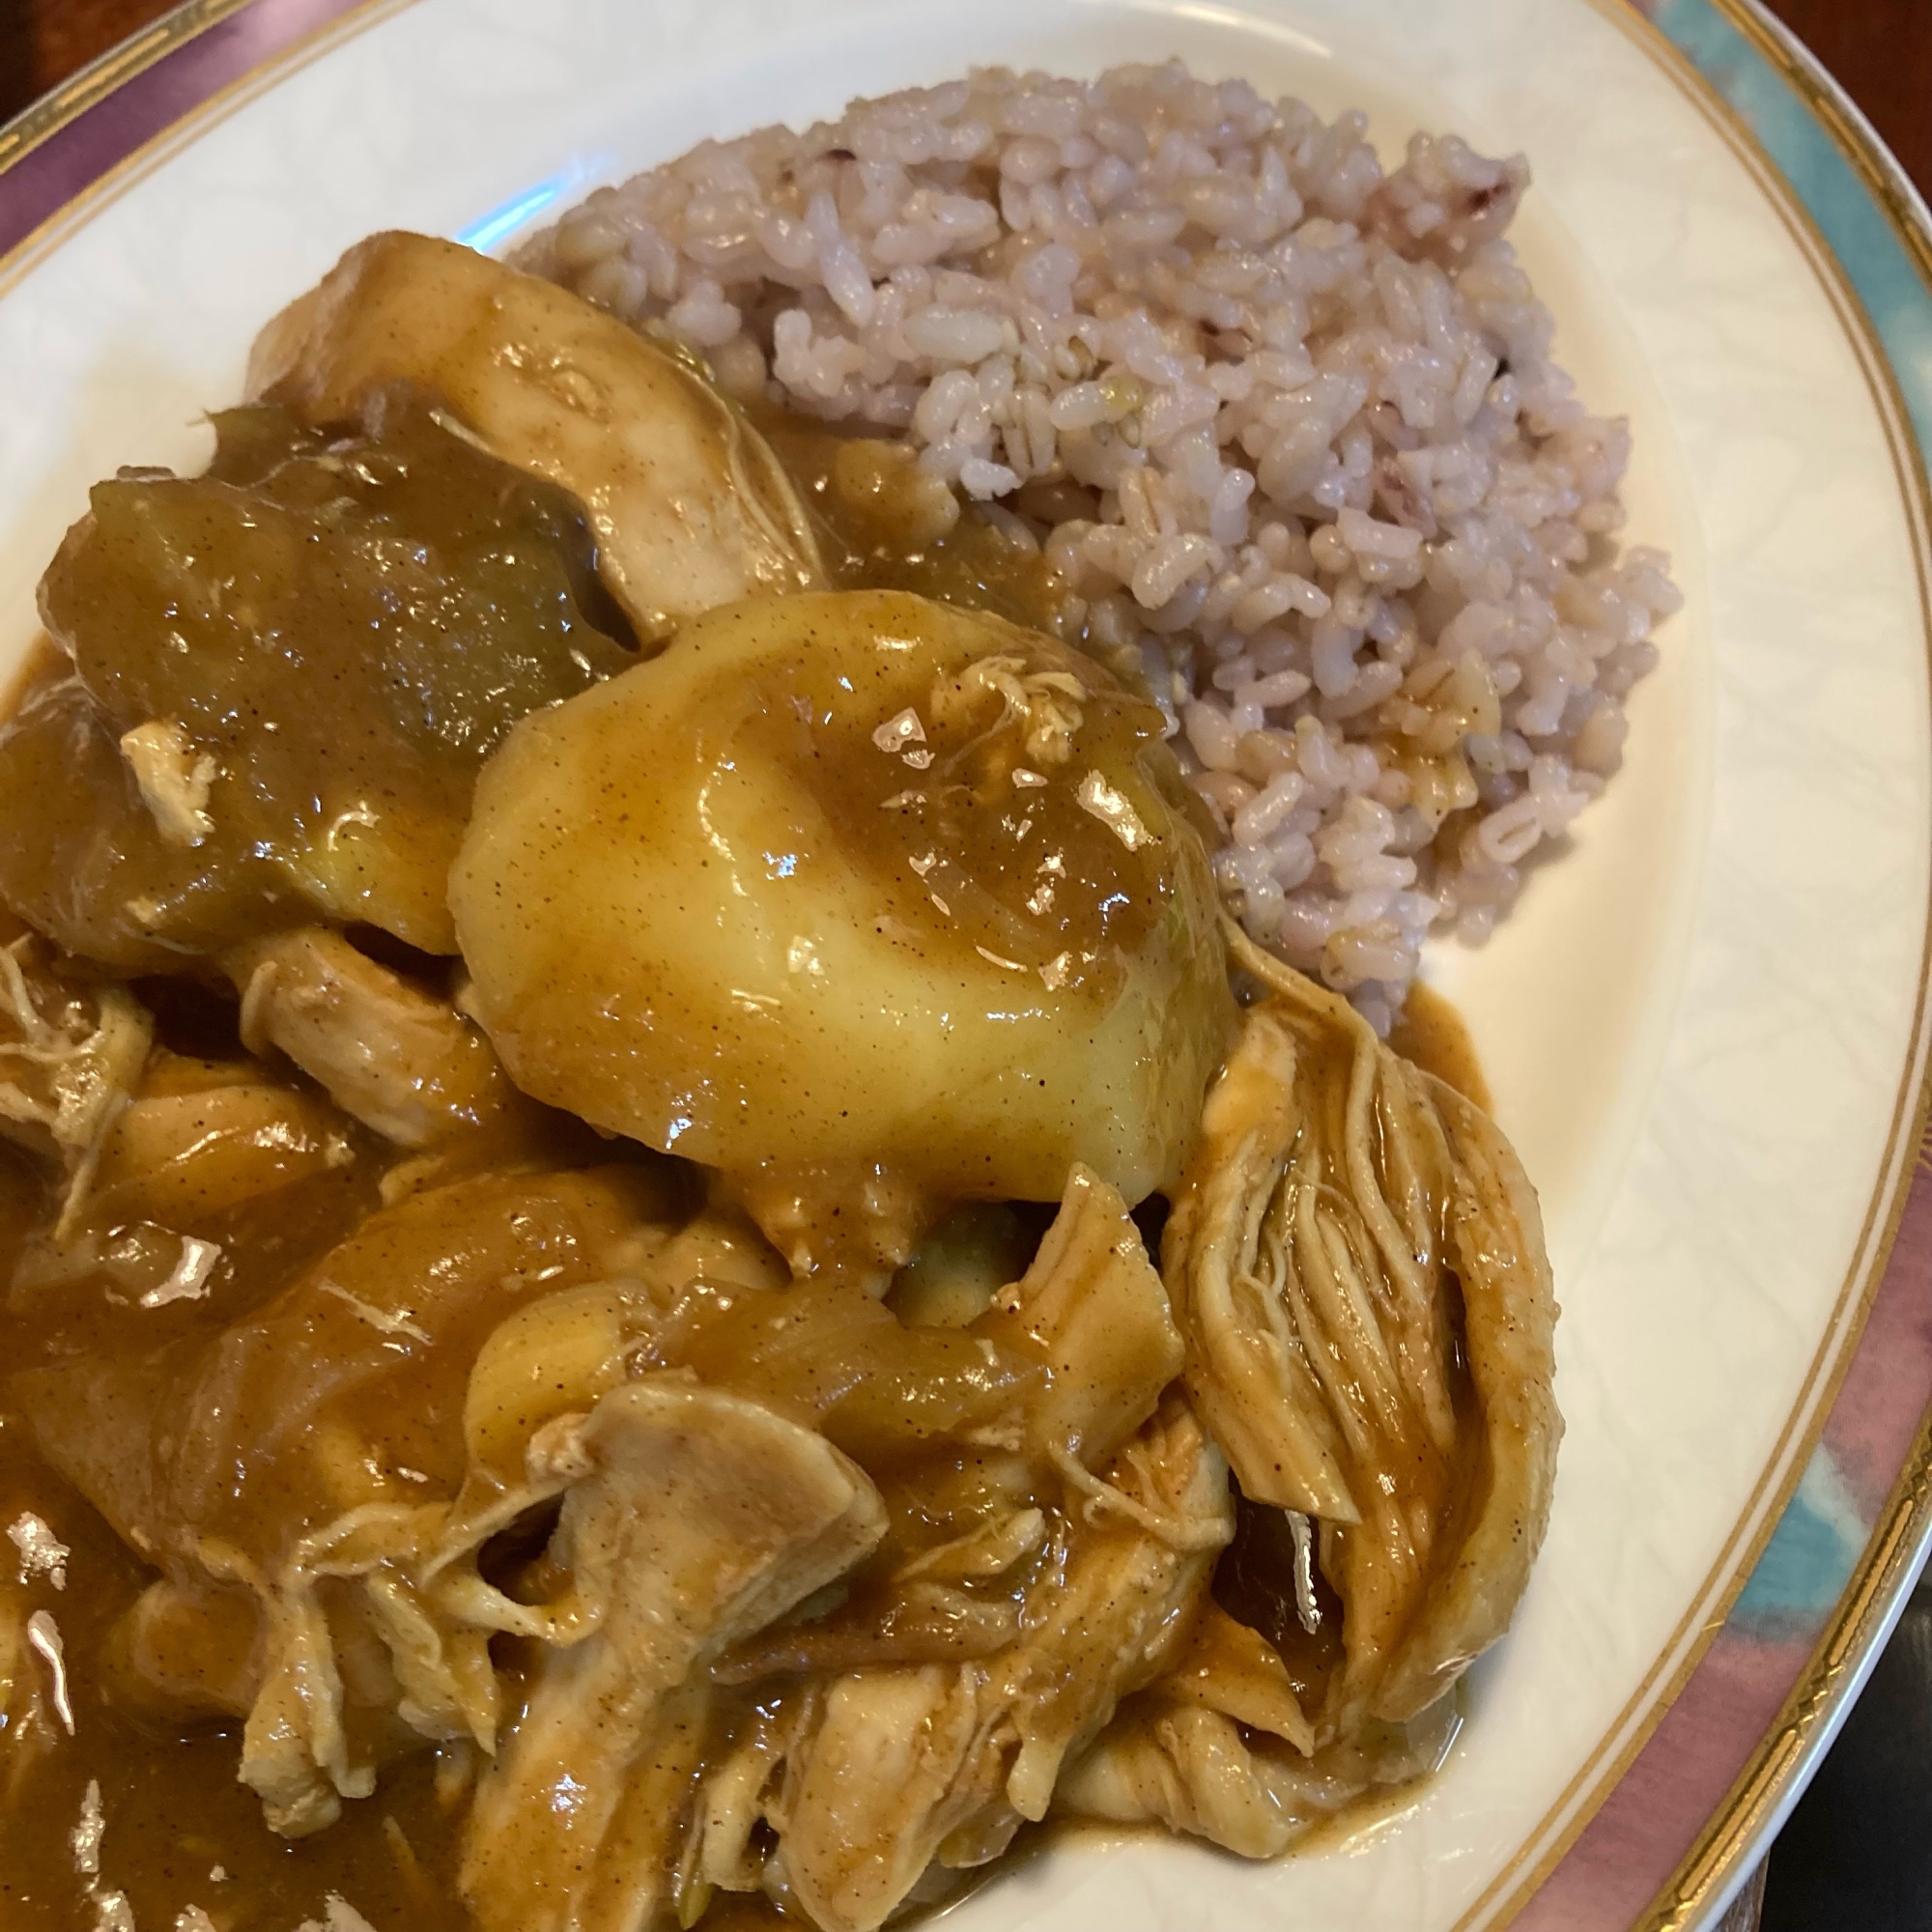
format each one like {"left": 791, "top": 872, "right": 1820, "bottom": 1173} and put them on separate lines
{"left": 522, "top": 59, "right": 1680, "bottom": 1032}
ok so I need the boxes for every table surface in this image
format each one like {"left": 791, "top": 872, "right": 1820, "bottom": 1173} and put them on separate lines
{"left": 4, "top": 0, "right": 1929, "bottom": 195}
{"left": 0, "top": 4, "right": 1922, "bottom": 1932}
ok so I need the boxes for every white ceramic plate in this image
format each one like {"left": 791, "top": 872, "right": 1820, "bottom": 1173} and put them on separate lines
{"left": 2, "top": 2, "right": 1928, "bottom": 1927}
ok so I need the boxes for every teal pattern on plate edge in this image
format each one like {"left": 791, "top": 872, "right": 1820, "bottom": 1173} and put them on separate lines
{"left": 1519, "top": 4, "right": 1932, "bottom": 1926}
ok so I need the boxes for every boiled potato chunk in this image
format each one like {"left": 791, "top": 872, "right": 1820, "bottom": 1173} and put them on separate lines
{"left": 451, "top": 589, "right": 1233, "bottom": 1205}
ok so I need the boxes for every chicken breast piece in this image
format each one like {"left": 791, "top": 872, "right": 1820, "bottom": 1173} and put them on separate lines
{"left": 975, "top": 1162, "right": 1183, "bottom": 1469}
{"left": 0, "top": 931, "right": 152, "bottom": 1236}
{"left": 1055, "top": 1693, "right": 1455, "bottom": 1859}
{"left": 459, "top": 1378, "right": 887, "bottom": 1932}
{"left": 773, "top": 1396, "right": 1231, "bottom": 1932}
{"left": 1163, "top": 926, "right": 1560, "bottom": 1737}
{"left": 225, "top": 927, "right": 515, "bottom": 1150}
{"left": 248, "top": 231, "right": 824, "bottom": 642}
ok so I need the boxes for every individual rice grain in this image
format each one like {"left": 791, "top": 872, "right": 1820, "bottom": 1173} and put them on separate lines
{"left": 525, "top": 60, "right": 1681, "bottom": 1031}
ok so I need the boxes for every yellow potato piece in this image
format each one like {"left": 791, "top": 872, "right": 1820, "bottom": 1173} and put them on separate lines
{"left": 451, "top": 589, "right": 1233, "bottom": 1205}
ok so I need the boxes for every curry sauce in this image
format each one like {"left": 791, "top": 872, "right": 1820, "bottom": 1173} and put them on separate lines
{"left": 0, "top": 399, "right": 1139, "bottom": 1930}
{"left": 0, "top": 339, "right": 1506, "bottom": 1930}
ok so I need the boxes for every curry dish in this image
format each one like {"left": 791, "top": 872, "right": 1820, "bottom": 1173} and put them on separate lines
{"left": 0, "top": 233, "right": 1559, "bottom": 1932}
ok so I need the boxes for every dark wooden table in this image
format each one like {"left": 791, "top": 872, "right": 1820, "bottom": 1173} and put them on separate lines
{"left": 0, "top": 3, "right": 1922, "bottom": 1931}
{"left": 4, "top": 0, "right": 1930, "bottom": 196}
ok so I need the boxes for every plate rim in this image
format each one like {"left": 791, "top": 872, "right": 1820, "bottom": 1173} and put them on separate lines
{"left": 2, "top": 3, "right": 1929, "bottom": 1928}
{"left": 1422, "top": 4, "right": 1932, "bottom": 1927}
{"left": 1547, "top": 6, "right": 1932, "bottom": 1926}
{"left": 1607, "top": 11, "right": 1932, "bottom": 1917}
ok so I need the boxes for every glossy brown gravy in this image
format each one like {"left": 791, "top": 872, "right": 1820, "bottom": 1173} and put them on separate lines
{"left": 1388, "top": 980, "right": 1492, "bottom": 1115}
{"left": 0, "top": 397, "right": 633, "bottom": 975}
{"left": 0, "top": 397, "right": 1489, "bottom": 1931}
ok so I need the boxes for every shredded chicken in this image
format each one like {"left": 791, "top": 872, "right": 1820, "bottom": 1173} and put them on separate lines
{"left": 0, "top": 935, "right": 152, "bottom": 1237}
{"left": 897, "top": 1508, "right": 1046, "bottom": 1584}
{"left": 1164, "top": 926, "right": 1560, "bottom": 1736}
{"left": 118, "top": 719, "right": 216, "bottom": 849}
{"left": 979, "top": 1162, "right": 1183, "bottom": 1467}
{"left": 459, "top": 1378, "right": 887, "bottom": 1932}
{"left": 9, "top": 1058, "right": 358, "bottom": 1318}
{"left": 678, "top": 1695, "right": 820, "bottom": 1912}
{"left": 247, "top": 232, "right": 824, "bottom": 642}
{"left": 423, "top": 1278, "right": 674, "bottom": 1628}
{"left": 773, "top": 1396, "right": 1230, "bottom": 1932}
{"left": 927, "top": 652, "right": 1087, "bottom": 768}
{"left": 1056, "top": 1693, "right": 1456, "bottom": 1858}
{"left": 233, "top": 1499, "right": 478, "bottom": 1834}
{"left": 772, "top": 1665, "right": 995, "bottom": 1927}
{"left": 1150, "top": 1600, "right": 1314, "bottom": 1754}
